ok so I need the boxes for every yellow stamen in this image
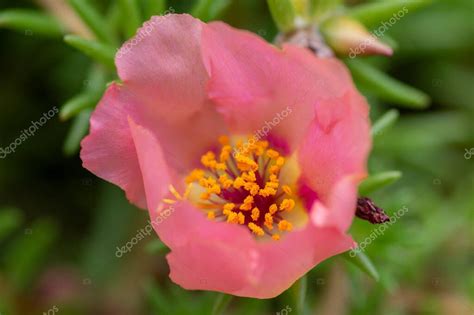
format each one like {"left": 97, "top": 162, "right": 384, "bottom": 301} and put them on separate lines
{"left": 223, "top": 203, "right": 235, "bottom": 215}
{"left": 282, "top": 185, "right": 292, "bottom": 195}
{"left": 233, "top": 176, "right": 245, "bottom": 189}
{"left": 276, "top": 156, "right": 285, "bottom": 167}
{"left": 218, "top": 135, "right": 229, "bottom": 145}
{"left": 185, "top": 169, "right": 205, "bottom": 184}
{"left": 248, "top": 222, "right": 265, "bottom": 236}
{"left": 266, "top": 149, "right": 280, "bottom": 159}
{"left": 264, "top": 213, "right": 274, "bottom": 230}
{"left": 278, "top": 220, "right": 293, "bottom": 231}
{"left": 251, "top": 207, "right": 260, "bottom": 221}
{"left": 237, "top": 212, "right": 245, "bottom": 225}
{"left": 272, "top": 234, "right": 281, "bottom": 241}
{"left": 269, "top": 204, "right": 278, "bottom": 214}
{"left": 280, "top": 199, "right": 296, "bottom": 212}
{"left": 226, "top": 211, "right": 239, "bottom": 224}
{"left": 240, "top": 195, "right": 254, "bottom": 211}
{"left": 169, "top": 184, "right": 182, "bottom": 200}
{"left": 207, "top": 211, "right": 216, "bottom": 220}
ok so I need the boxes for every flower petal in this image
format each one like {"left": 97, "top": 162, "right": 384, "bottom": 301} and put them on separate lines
{"left": 80, "top": 84, "right": 147, "bottom": 208}
{"left": 128, "top": 118, "right": 174, "bottom": 211}
{"left": 297, "top": 88, "right": 371, "bottom": 202}
{"left": 160, "top": 202, "right": 353, "bottom": 298}
{"left": 201, "top": 21, "right": 353, "bottom": 152}
{"left": 116, "top": 14, "right": 210, "bottom": 123}
{"left": 311, "top": 174, "right": 365, "bottom": 232}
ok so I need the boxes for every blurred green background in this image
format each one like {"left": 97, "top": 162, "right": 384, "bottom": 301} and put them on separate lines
{"left": 0, "top": 0, "right": 472, "bottom": 314}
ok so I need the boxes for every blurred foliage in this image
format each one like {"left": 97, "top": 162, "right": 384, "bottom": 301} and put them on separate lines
{"left": 0, "top": 0, "right": 472, "bottom": 314}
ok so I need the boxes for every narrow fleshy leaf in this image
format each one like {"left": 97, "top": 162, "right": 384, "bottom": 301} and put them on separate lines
{"left": 64, "top": 35, "right": 116, "bottom": 69}
{"left": 379, "top": 33, "right": 398, "bottom": 50}
{"left": 343, "top": 251, "right": 380, "bottom": 282}
{"left": 142, "top": 0, "right": 166, "bottom": 19}
{"left": 63, "top": 109, "right": 92, "bottom": 156}
{"left": 347, "top": 0, "right": 432, "bottom": 29}
{"left": 192, "top": 0, "right": 231, "bottom": 22}
{"left": 346, "top": 59, "right": 430, "bottom": 109}
{"left": 0, "top": 207, "right": 23, "bottom": 243}
{"left": 358, "top": 171, "right": 402, "bottom": 195}
{"left": 290, "top": 275, "right": 307, "bottom": 315}
{"left": 321, "top": 16, "right": 393, "bottom": 57}
{"left": 0, "top": 9, "right": 63, "bottom": 37}
{"left": 145, "top": 280, "right": 172, "bottom": 314}
{"left": 267, "top": 0, "right": 297, "bottom": 32}
{"left": 119, "top": 0, "right": 142, "bottom": 38}
{"left": 60, "top": 92, "right": 102, "bottom": 121}
{"left": 311, "top": 0, "right": 342, "bottom": 19}
{"left": 145, "top": 239, "right": 168, "bottom": 254}
{"left": 4, "top": 219, "right": 58, "bottom": 290}
{"left": 68, "top": 0, "right": 117, "bottom": 44}
{"left": 371, "top": 109, "right": 399, "bottom": 137}
{"left": 211, "top": 293, "right": 233, "bottom": 315}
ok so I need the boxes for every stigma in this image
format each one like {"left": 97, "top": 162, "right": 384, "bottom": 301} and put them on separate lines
{"left": 184, "top": 135, "right": 298, "bottom": 240}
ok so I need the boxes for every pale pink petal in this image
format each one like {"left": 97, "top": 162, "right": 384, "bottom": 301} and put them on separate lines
{"left": 83, "top": 14, "right": 229, "bottom": 196}
{"left": 243, "top": 225, "right": 354, "bottom": 298}
{"left": 128, "top": 118, "right": 174, "bottom": 211}
{"left": 165, "top": 213, "right": 354, "bottom": 298}
{"left": 311, "top": 174, "right": 365, "bottom": 232}
{"left": 201, "top": 21, "right": 354, "bottom": 151}
{"left": 80, "top": 84, "right": 147, "bottom": 208}
{"left": 116, "top": 14, "right": 209, "bottom": 123}
{"left": 298, "top": 89, "right": 371, "bottom": 202}
{"left": 115, "top": 14, "right": 227, "bottom": 172}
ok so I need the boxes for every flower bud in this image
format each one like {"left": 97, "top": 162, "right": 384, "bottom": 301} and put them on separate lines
{"left": 321, "top": 16, "right": 393, "bottom": 58}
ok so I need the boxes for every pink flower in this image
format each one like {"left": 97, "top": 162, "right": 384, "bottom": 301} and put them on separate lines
{"left": 80, "top": 14, "right": 371, "bottom": 298}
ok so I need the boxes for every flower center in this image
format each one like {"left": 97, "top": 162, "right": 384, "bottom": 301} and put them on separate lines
{"left": 185, "top": 135, "right": 297, "bottom": 240}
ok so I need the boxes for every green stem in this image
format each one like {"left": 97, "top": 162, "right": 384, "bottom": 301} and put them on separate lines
{"left": 212, "top": 293, "right": 233, "bottom": 315}
{"left": 294, "top": 275, "right": 308, "bottom": 315}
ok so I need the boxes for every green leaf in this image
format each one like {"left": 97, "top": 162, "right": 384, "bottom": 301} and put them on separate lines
{"left": 346, "top": 59, "right": 430, "bottom": 109}
{"left": 371, "top": 109, "right": 399, "bottom": 137}
{"left": 60, "top": 92, "right": 101, "bottom": 121}
{"left": 4, "top": 219, "right": 58, "bottom": 290}
{"left": 290, "top": 275, "right": 308, "bottom": 315}
{"left": 145, "top": 281, "right": 172, "bottom": 314}
{"left": 267, "top": 0, "right": 297, "bottom": 32}
{"left": 0, "top": 207, "right": 23, "bottom": 243}
{"left": 347, "top": 0, "right": 433, "bottom": 29}
{"left": 119, "top": 0, "right": 142, "bottom": 38}
{"left": 81, "top": 184, "right": 135, "bottom": 283}
{"left": 68, "top": 0, "right": 117, "bottom": 44}
{"left": 311, "top": 0, "right": 342, "bottom": 20}
{"left": 342, "top": 251, "right": 380, "bottom": 282}
{"left": 63, "top": 109, "right": 92, "bottom": 156}
{"left": 358, "top": 171, "right": 402, "bottom": 195}
{"left": 64, "top": 35, "right": 116, "bottom": 69}
{"left": 0, "top": 9, "right": 63, "bottom": 37}
{"left": 192, "top": 0, "right": 232, "bottom": 22}
{"left": 142, "top": 0, "right": 167, "bottom": 19}
{"left": 145, "top": 239, "right": 168, "bottom": 254}
{"left": 211, "top": 293, "right": 233, "bottom": 315}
